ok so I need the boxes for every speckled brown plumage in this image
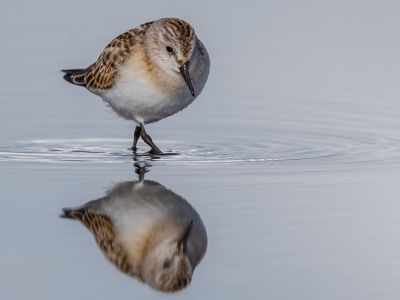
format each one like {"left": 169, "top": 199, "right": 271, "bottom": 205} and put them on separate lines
{"left": 64, "top": 22, "right": 154, "bottom": 91}
{"left": 66, "top": 208, "right": 143, "bottom": 281}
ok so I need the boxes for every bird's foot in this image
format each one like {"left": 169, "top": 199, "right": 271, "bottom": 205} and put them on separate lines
{"left": 148, "top": 148, "right": 163, "bottom": 155}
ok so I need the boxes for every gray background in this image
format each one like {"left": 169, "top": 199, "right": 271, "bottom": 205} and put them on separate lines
{"left": 1, "top": 1, "right": 400, "bottom": 299}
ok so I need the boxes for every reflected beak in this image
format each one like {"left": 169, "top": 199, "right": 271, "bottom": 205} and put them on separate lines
{"left": 177, "top": 220, "right": 193, "bottom": 254}
{"left": 179, "top": 62, "right": 195, "bottom": 97}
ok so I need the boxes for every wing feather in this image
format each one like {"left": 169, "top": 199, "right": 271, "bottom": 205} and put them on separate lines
{"left": 72, "top": 22, "right": 154, "bottom": 91}
{"left": 65, "top": 207, "right": 144, "bottom": 281}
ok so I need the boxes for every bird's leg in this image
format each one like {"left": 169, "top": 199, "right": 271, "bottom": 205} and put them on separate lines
{"left": 134, "top": 163, "right": 149, "bottom": 182}
{"left": 130, "top": 125, "right": 142, "bottom": 151}
{"left": 140, "top": 123, "right": 163, "bottom": 154}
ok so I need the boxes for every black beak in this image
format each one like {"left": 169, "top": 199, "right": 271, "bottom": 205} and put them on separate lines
{"left": 177, "top": 220, "right": 193, "bottom": 254}
{"left": 179, "top": 63, "right": 195, "bottom": 97}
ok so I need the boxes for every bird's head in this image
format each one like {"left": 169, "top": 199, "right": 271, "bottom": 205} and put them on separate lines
{"left": 144, "top": 18, "right": 196, "bottom": 96}
{"left": 142, "top": 221, "right": 194, "bottom": 292}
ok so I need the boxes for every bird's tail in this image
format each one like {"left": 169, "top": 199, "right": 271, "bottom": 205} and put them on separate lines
{"left": 60, "top": 207, "right": 86, "bottom": 221}
{"left": 60, "top": 208, "right": 78, "bottom": 219}
{"left": 61, "top": 68, "right": 88, "bottom": 87}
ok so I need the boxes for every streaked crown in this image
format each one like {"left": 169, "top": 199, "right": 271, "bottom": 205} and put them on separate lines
{"left": 144, "top": 18, "right": 196, "bottom": 73}
{"left": 142, "top": 243, "right": 192, "bottom": 292}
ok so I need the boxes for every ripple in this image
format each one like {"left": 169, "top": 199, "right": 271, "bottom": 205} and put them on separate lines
{"left": 0, "top": 137, "right": 399, "bottom": 165}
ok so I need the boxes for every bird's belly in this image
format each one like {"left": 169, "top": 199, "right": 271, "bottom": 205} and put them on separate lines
{"left": 97, "top": 77, "right": 197, "bottom": 124}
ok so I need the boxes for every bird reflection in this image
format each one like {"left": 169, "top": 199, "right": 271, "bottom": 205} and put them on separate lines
{"left": 61, "top": 164, "right": 207, "bottom": 292}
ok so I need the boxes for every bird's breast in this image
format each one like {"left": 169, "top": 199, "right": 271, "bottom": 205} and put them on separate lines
{"left": 97, "top": 44, "right": 209, "bottom": 124}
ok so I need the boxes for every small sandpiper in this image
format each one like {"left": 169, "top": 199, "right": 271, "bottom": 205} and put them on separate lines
{"left": 61, "top": 165, "right": 208, "bottom": 292}
{"left": 62, "top": 18, "right": 210, "bottom": 154}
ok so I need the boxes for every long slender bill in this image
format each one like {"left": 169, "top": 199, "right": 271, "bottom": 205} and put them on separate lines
{"left": 179, "top": 63, "right": 195, "bottom": 97}
{"left": 177, "top": 220, "right": 194, "bottom": 254}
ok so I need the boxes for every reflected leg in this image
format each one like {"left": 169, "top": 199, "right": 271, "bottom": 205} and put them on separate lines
{"left": 140, "top": 123, "right": 162, "bottom": 154}
{"left": 134, "top": 163, "right": 149, "bottom": 182}
{"left": 130, "top": 125, "right": 142, "bottom": 151}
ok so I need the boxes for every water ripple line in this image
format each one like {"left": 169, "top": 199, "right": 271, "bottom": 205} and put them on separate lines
{"left": 0, "top": 138, "right": 399, "bottom": 166}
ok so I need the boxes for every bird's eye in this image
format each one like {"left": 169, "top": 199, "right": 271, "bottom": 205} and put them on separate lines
{"left": 166, "top": 46, "right": 173, "bottom": 53}
{"left": 163, "top": 261, "right": 171, "bottom": 269}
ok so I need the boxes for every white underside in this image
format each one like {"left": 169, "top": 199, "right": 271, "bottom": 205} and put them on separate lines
{"left": 98, "top": 79, "right": 191, "bottom": 124}
{"left": 97, "top": 61, "right": 208, "bottom": 125}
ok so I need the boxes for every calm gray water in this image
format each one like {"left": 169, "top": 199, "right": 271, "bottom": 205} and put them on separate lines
{"left": 2, "top": 1, "right": 400, "bottom": 299}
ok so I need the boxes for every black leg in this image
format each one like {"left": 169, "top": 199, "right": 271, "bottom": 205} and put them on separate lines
{"left": 140, "top": 123, "right": 162, "bottom": 154}
{"left": 130, "top": 125, "right": 142, "bottom": 151}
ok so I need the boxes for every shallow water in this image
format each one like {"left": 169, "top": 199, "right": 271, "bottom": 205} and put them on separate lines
{"left": 2, "top": 1, "right": 400, "bottom": 299}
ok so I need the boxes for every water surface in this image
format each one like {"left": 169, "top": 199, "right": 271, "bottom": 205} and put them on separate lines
{"left": 2, "top": 1, "right": 400, "bottom": 299}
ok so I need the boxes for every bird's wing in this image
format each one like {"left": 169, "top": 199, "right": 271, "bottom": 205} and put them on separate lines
{"left": 68, "top": 21, "right": 154, "bottom": 91}
{"left": 67, "top": 208, "right": 144, "bottom": 281}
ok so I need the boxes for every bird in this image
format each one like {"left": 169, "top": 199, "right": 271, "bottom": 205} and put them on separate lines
{"left": 61, "top": 165, "right": 208, "bottom": 292}
{"left": 62, "top": 18, "right": 210, "bottom": 154}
